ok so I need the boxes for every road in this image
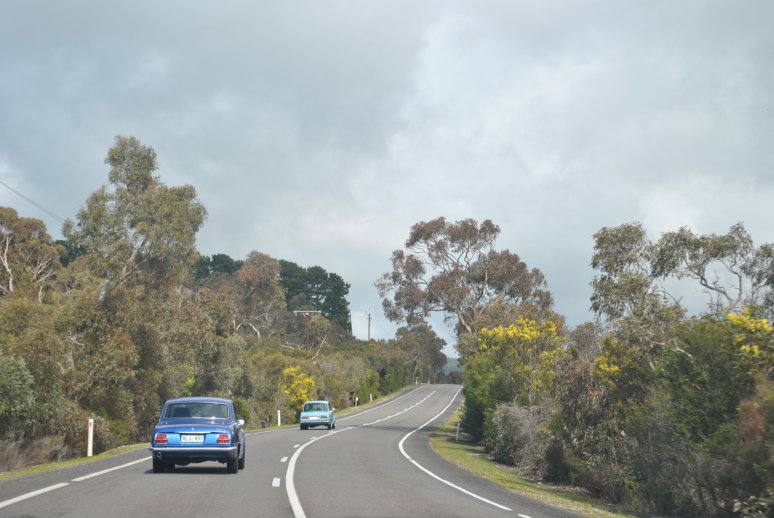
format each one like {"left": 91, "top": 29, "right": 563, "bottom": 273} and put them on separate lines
{"left": 0, "top": 384, "right": 578, "bottom": 518}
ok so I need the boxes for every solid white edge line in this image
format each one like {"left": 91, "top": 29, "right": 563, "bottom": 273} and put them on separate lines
{"left": 0, "top": 482, "right": 69, "bottom": 509}
{"left": 71, "top": 456, "right": 151, "bottom": 482}
{"left": 398, "top": 387, "right": 512, "bottom": 512}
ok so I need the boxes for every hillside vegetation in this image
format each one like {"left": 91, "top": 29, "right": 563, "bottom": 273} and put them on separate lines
{"left": 0, "top": 136, "right": 447, "bottom": 470}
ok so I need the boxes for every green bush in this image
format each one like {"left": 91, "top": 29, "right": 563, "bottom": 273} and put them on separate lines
{"left": 232, "top": 397, "right": 251, "bottom": 425}
{"left": 0, "top": 355, "right": 35, "bottom": 435}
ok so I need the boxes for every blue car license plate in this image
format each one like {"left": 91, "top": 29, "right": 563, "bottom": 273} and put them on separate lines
{"left": 180, "top": 434, "right": 204, "bottom": 443}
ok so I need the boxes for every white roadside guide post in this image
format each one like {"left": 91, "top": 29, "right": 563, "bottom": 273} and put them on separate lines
{"left": 277, "top": 410, "right": 281, "bottom": 427}
{"left": 87, "top": 418, "right": 94, "bottom": 457}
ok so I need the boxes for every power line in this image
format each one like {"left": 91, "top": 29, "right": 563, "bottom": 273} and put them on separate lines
{"left": 0, "top": 179, "right": 67, "bottom": 224}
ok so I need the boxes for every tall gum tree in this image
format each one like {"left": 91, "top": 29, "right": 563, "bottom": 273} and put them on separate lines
{"left": 653, "top": 222, "right": 774, "bottom": 318}
{"left": 63, "top": 135, "right": 207, "bottom": 303}
{"left": 0, "top": 207, "right": 64, "bottom": 302}
{"left": 590, "top": 223, "right": 685, "bottom": 361}
{"left": 591, "top": 222, "right": 774, "bottom": 360}
{"left": 376, "top": 217, "right": 552, "bottom": 356}
{"left": 234, "top": 251, "right": 286, "bottom": 338}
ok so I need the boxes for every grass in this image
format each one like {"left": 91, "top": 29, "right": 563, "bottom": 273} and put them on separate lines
{"left": 429, "top": 409, "right": 635, "bottom": 518}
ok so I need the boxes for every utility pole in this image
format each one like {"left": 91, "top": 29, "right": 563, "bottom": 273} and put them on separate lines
{"left": 366, "top": 309, "right": 372, "bottom": 342}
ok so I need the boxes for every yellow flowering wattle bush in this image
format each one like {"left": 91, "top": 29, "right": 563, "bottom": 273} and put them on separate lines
{"left": 727, "top": 307, "right": 772, "bottom": 367}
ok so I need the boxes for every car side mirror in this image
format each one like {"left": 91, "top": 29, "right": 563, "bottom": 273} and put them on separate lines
{"left": 238, "top": 419, "right": 245, "bottom": 427}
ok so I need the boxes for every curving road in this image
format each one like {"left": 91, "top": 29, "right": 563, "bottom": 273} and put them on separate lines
{"left": 0, "top": 384, "right": 578, "bottom": 518}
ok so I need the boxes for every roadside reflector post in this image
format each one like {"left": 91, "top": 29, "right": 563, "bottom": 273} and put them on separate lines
{"left": 277, "top": 410, "right": 281, "bottom": 427}
{"left": 355, "top": 397, "right": 359, "bottom": 406}
{"left": 455, "top": 422, "right": 460, "bottom": 442}
{"left": 370, "top": 393, "right": 373, "bottom": 403}
{"left": 87, "top": 418, "right": 94, "bottom": 457}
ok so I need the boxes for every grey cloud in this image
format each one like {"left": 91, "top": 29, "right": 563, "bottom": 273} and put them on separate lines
{"left": 2, "top": 1, "right": 773, "bottom": 352}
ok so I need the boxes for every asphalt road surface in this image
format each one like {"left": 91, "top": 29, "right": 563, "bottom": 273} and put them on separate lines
{"left": 0, "top": 384, "right": 579, "bottom": 518}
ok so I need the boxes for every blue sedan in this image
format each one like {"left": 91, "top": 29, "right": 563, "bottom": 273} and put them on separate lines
{"left": 150, "top": 397, "right": 246, "bottom": 474}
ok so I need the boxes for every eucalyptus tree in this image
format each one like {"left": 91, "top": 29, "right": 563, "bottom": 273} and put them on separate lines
{"left": 591, "top": 222, "right": 774, "bottom": 356}
{"left": 376, "top": 217, "right": 552, "bottom": 356}
{"left": 234, "top": 251, "right": 285, "bottom": 338}
{"left": 0, "top": 207, "right": 65, "bottom": 302}
{"left": 59, "top": 135, "right": 207, "bottom": 438}
{"left": 392, "top": 322, "right": 447, "bottom": 382}
{"left": 63, "top": 135, "right": 207, "bottom": 303}
{"left": 653, "top": 222, "right": 774, "bottom": 318}
{"left": 590, "top": 223, "right": 684, "bottom": 360}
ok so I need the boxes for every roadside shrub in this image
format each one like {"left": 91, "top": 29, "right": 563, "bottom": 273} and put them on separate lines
{"left": 0, "top": 436, "right": 72, "bottom": 471}
{"left": 61, "top": 407, "right": 115, "bottom": 456}
{"left": 542, "top": 439, "right": 573, "bottom": 483}
{"left": 232, "top": 397, "right": 250, "bottom": 424}
{"left": 0, "top": 355, "right": 35, "bottom": 435}
{"left": 734, "top": 487, "right": 774, "bottom": 517}
{"left": 0, "top": 438, "right": 26, "bottom": 471}
{"left": 486, "top": 403, "right": 547, "bottom": 479}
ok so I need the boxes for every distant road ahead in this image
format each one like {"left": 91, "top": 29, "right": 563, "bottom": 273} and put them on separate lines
{"left": 0, "top": 384, "right": 578, "bottom": 518}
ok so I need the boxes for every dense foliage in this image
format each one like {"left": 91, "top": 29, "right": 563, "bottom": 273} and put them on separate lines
{"left": 279, "top": 259, "right": 352, "bottom": 332}
{"left": 381, "top": 217, "right": 773, "bottom": 517}
{"left": 0, "top": 136, "right": 447, "bottom": 470}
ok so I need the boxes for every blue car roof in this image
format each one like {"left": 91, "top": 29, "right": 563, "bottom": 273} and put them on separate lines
{"left": 164, "top": 397, "right": 233, "bottom": 405}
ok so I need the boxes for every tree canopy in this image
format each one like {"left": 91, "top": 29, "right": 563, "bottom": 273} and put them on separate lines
{"left": 376, "top": 217, "right": 553, "bottom": 357}
{"left": 63, "top": 135, "right": 207, "bottom": 303}
{"left": 279, "top": 259, "right": 351, "bottom": 332}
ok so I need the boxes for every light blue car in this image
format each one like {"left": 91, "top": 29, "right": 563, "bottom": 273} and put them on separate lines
{"left": 299, "top": 400, "right": 336, "bottom": 430}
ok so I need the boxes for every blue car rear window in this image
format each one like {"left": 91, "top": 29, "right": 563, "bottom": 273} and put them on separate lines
{"left": 166, "top": 403, "right": 229, "bottom": 419}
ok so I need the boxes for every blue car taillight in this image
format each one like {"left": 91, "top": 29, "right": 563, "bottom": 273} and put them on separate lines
{"left": 217, "top": 434, "right": 230, "bottom": 445}
{"left": 155, "top": 433, "right": 168, "bottom": 445}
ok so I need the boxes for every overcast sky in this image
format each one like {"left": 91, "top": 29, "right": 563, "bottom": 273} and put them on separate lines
{"left": 1, "top": 1, "right": 773, "bottom": 354}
